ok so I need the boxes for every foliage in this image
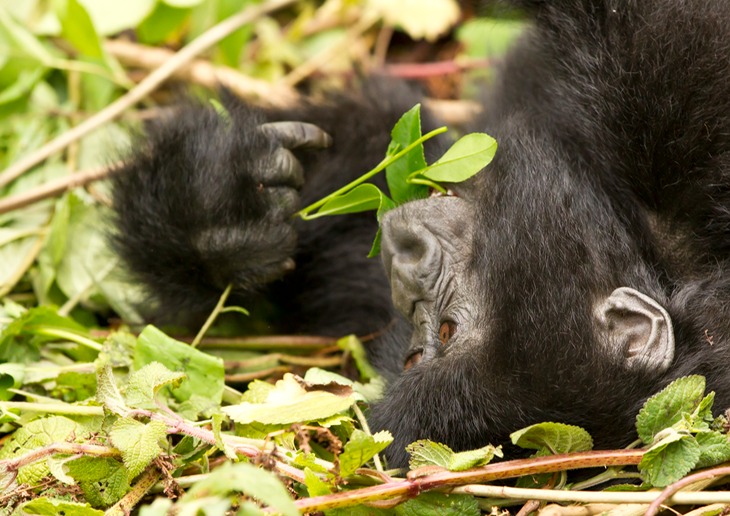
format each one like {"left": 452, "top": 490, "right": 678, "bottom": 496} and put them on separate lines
{"left": 0, "top": 1, "right": 728, "bottom": 514}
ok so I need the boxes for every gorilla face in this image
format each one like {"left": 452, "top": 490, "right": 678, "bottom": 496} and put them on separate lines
{"left": 373, "top": 131, "right": 678, "bottom": 467}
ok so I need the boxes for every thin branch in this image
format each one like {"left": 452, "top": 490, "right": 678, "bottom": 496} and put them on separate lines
{"left": 645, "top": 465, "right": 730, "bottom": 516}
{"left": 0, "top": 0, "right": 297, "bottom": 189}
{"left": 191, "top": 284, "right": 233, "bottom": 348}
{"left": 105, "top": 39, "right": 299, "bottom": 107}
{"left": 105, "top": 466, "right": 162, "bottom": 516}
{"left": 0, "top": 163, "right": 119, "bottom": 215}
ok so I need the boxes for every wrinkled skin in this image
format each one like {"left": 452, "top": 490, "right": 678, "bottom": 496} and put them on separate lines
{"left": 114, "top": 0, "right": 730, "bottom": 468}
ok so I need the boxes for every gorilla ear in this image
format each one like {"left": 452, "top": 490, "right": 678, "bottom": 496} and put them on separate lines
{"left": 595, "top": 287, "right": 674, "bottom": 372}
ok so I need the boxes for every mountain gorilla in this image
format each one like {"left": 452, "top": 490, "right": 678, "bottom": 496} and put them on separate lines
{"left": 113, "top": 0, "right": 730, "bottom": 467}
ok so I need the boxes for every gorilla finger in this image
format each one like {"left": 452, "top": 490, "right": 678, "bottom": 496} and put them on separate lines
{"left": 260, "top": 147, "right": 304, "bottom": 188}
{"left": 259, "top": 121, "right": 333, "bottom": 149}
{"left": 264, "top": 186, "right": 300, "bottom": 219}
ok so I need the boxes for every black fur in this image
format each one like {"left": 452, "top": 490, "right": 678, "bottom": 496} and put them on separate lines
{"left": 113, "top": 0, "right": 730, "bottom": 467}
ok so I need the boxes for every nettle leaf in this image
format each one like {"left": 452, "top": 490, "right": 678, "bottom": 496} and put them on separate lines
{"left": 636, "top": 375, "right": 707, "bottom": 444}
{"left": 303, "top": 467, "right": 332, "bottom": 497}
{"left": 183, "top": 462, "right": 298, "bottom": 516}
{"left": 638, "top": 428, "right": 701, "bottom": 487}
{"left": 223, "top": 373, "right": 355, "bottom": 425}
{"left": 407, "top": 440, "right": 454, "bottom": 469}
{"left": 134, "top": 325, "right": 224, "bottom": 408}
{"left": 418, "top": 133, "right": 497, "bottom": 183}
{"left": 16, "top": 498, "right": 104, "bottom": 516}
{"left": 109, "top": 418, "right": 167, "bottom": 479}
{"left": 67, "top": 457, "right": 130, "bottom": 507}
{"left": 394, "top": 491, "right": 480, "bottom": 516}
{"left": 339, "top": 429, "right": 393, "bottom": 477}
{"left": 448, "top": 444, "right": 503, "bottom": 471}
{"left": 695, "top": 431, "right": 730, "bottom": 469}
{"left": 386, "top": 104, "right": 429, "bottom": 204}
{"left": 95, "top": 364, "right": 128, "bottom": 416}
{"left": 123, "top": 362, "right": 186, "bottom": 409}
{"left": 510, "top": 422, "right": 594, "bottom": 454}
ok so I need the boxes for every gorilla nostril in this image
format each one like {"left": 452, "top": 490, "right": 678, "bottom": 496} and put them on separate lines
{"left": 404, "top": 349, "right": 423, "bottom": 370}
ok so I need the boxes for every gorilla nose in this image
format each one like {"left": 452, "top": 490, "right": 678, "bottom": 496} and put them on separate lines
{"left": 381, "top": 206, "right": 442, "bottom": 318}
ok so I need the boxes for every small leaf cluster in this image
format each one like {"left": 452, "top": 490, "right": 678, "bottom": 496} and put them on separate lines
{"left": 636, "top": 375, "right": 730, "bottom": 487}
{"left": 297, "top": 104, "right": 498, "bottom": 255}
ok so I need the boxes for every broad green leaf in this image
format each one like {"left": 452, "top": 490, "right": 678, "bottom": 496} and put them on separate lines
{"left": 394, "top": 491, "right": 480, "bottom": 516}
{"left": 53, "top": 0, "right": 103, "bottom": 58}
{"left": 109, "top": 418, "right": 167, "bottom": 479}
{"left": 78, "top": 0, "right": 155, "bottom": 36}
{"left": 406, "top": 440, "right": 453, "bottom": 469}
{"left": 636, "top": 375, "right": 707, "bottom": 444}
{"left": 95, "top": 364, "right": 128, "bottom": 416}
{"left": 16, "top": 498, "right": 104, "bottom": 516}
{"left": 123, "top": 362, "right": 186, "bottom": 409}
{"left": 67, "top": 457, "right": 130, "bottom": 507}
{"left": 386, "top": 104, "right": 429, "bottom": 204}
{"left": 184, "top": 462, "right": 298, "bottom": 516}
{"left": 419, "top": 133, "right": 497, "bottom": 183}
{"left": 337, "top": 335, "right": 378, "bottom": 381}
{"left": 638, "top": 429, "right": 700, "bottom": 487}
{"left": 313, "top": 184, "right": 384, "bottom": 218}
{"left": 510, "top": 422, "right": 593, "bottom": 454}
{"left": 695, "top": 431, "right": 730, "bottom": 469}
{"left": 223, "top": 373, "right": 355, "bottom": 425}
{"left": 137, "top": 3, "right": 191, "bottom": 44}
{"left": 339, "top": 429, "right": 393, "bottom": 477}
{"left": 134, "top": 325, "right": 225, "bottom": 407}
{"left": 448, "top": 444, "right": 502, "bottom": 471}
{"left": 163, "top": 0, "right": 206, "bottom": 7}
{"left": 304, "top": 467, "right": 332, "bottom": 497}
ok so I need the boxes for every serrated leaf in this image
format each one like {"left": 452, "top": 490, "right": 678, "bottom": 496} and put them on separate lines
{"left": 448, "top": 444, "right": 502, "bottom": 471}
{"left": 223, "top": 373, "right": 355, "bottom": 425}
{"left": 67, "top": 457, "right": 130, "bottom": 507}
{"left": 695, "top": 431, "right": 730, "bottom": 469}
{"left": 510, "top": 422, "right": 593, "bottom": 454}
{"left": 16, "top": 498, "right": 104, "bottom": 516}
{"left": 109, "top": 418, "right": 166, "bottom": 479}
{"left": 386, "top": 104, "right": 429, "bottom": 204}
{"left": 639, "top": 429, "right": 701, "bottom": 487}
{"left": 419, "top": 133, "right": 497, "bottom": 182}
{"left": 95, "top": 364, "right": 128, "bottom": 416}
{"left": 184, "top": 462, "right": 298, "bottom": 516}
{"left": 339, "top": 429, "right": 393, "bottom": 477}
{"left": 134, "top": 326, "right": 225, "bottom": 409}
{"left": 406, "top": 440, "right": 454, "bottom": 469}
{"left": 124, "top": 362, "right": 186, "bottom": 409}
{"left": 304, "top": 467, "right": 332, "bottom": 497}
{"left": 692, "top": 392, "right": 716, "bottom": 429}
{"left": 394, "top": 491, "right": 480, "bottom": 516}
{"left": 636, "top": 375, "right": 707, "bottom": 444}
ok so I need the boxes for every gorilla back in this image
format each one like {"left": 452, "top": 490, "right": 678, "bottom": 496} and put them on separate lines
{"left": 113, "top": 0, "right": 730, "bottom": 467}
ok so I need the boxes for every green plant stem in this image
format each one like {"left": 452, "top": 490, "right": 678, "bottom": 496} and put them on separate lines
{"left": 297, "top": 126, "right": 448, "bottom": 219}
{"left": 34, "top": 327, "right": 102, "bottom": 351}
{"left": 570, "top": 466, "right": 641, "bottom": 490}
{"left": 352, "top": 403, "right": 384, "bottom": 472}
{"left": 105, "top": 466, "right": 162, "bottom": 516}
{"left": 191, "top": 284, "right": 233, "bottom": 348}
{"left": 0, "top": 401, "right": 104, "bottom": 416}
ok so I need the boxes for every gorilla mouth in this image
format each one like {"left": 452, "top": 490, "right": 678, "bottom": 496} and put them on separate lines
{"left": 429, "top": 187, "right": 458, "bottom": 198}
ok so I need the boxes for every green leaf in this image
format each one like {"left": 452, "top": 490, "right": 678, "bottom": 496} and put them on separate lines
{"left": 510, "top": 422, "right": 594, "bottom": 454}
{"left": 109, "top": 418, "right": 167, "bottom": 479}
{"left": 77, "top": 0, "right": 156, "bottom": 36}
{"left": 636, "top": 375, "right": 707, "bottom": 444}
{"left": 223, "top": 373, "right": 355, "bottom": 425}
{"left": 134, "top": 325, "right": 225, "bottom": 408}
{"left": 123, "top": 362, "right": 186, "bottom": 409}
{"left": 695, "top": 431, "right": 730, "bottom": 469}
{"left": 184, "top": 462, "right": 298, "bottom": 516}
{"left": 53, "top": 0, "right": 103, "bottom": 58}
{"left": 137, "top": 2, "right": 191, "bottom": 44}
{"left": 419, "top": 133, "right": 497, "bottom": 183}
{"left": 304, "top": 467, "right": 332, "bottom": 497}
{"left": 639, "top": 428, "right": 701, "bottom": 487}
{"left": 336, "top": 335, "right": 379, "bottom": 381}
{"left": 312, "top": 184, "right": 385, "bottom": 218}
{"left": 448, "top": 444, "right": 502, "bottom": 471}
{"left": 16, "top": 498, "right": 104, "bottom": 516}
{"left": 386, "top": 104, "right": 429, "bottom": 204}
{"left": 67, "top": 457, "right": 130, "bottom": 507}
{"left": 95, "top": 364, "right": 128, "bottom": 416}
{"left": 339, "top": 429, "right": 393, "bottom": 477}
{"left": 407, "top": 440, "right": 454, "bottom": 469}
{"left": 394, "top": 492, "right": 480, "bottom": 516}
